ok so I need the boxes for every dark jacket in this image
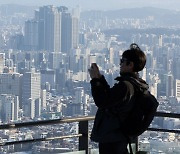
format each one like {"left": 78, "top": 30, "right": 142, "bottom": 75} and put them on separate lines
{"left": 90, "top": 73, "right": 149, "bottom": 143}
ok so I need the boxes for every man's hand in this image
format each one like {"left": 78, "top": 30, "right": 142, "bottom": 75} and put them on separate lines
{"left": 88, "top": 63, "right": 102, "bottom": 79}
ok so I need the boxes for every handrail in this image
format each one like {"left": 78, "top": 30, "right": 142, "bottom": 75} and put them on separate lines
{"left": 0, "top": 112, "right": 179, "bottom": 153}
{"left": 147, "top": 112, "right": 180, "bottom": 134}
{"left": 148, "top": 127, "right": 180, "bottom": 134}
{"left": 0, "top": 112, "right": 179, "bottom": 130}
{"left": 0, "top": 116, "right": 95, "bottom": 154}
{"left": 0, "top": 116, "right": 95, "bottom": 129}
{"left": 0, "top": 134, "right": 82, "bottom": 146}
{"left": 155, "top": 112, "right": 180, "bottom": 118}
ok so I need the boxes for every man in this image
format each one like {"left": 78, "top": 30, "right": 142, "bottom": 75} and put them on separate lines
{"left": 88, "top": 43, "right": 148, "bottom": 154}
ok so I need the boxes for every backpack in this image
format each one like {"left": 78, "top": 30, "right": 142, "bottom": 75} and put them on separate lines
{"left": 120, "top": 77, "right": 159, "bottom": 137}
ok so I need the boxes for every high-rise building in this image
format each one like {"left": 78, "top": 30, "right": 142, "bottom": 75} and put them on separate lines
{"left": 0, "top": 94, "right": 19, "bottom": 123}
{"left": 35, "top": 98, "right": 41, "bottom": 117}
{"left": 74, "top": 87, "right": 84, "bottom": 104}
{"left": 149, "top": 74, "right": 159, "bottom": 98}
{"left": 32, "top": 5, "right": 79, "bottom": 53}
{"left": 159, "top": 35, "right": 163, "bottom": 47}
{"left": 37, "top": 6, "right": 61, "bottom": 52}
{"left": 56, "top": 67, "right": 66, "bottom": 92}
{"left": 166, "top": 73, "right": 174, "bottom": 97}
{"left": 0, "top": 53, "right": 5, "bottom": 73}
{"left": 48, "top": 52, "right": 61, "bottom": 69}
{"left": 60, "top": 8, "right": 72, "bottom": 53}
{"left": 24, "top": 20, "right": 39, "bottom": 50}
{"left": 66, "top": 87, "right": 84, "bottom": 116}
{"left": 22, "top": 71, "right": 41, "bottom": 118}
{"left": 24, "top": 5, "right": 79, "bottom": 53}
{"left": 71, "top": 15, "right": 79, "bottom": 50}
{"left": 40, "top": 69, "right": 56, "bottom": 89}
{"left": 0, "top": 73, "right": 23, "bottom": 107}
{"left": 24, "top": 98, "right": 35, "bottom": 119}
{"left": 41, "top": 89, "right": 47, "bottom": 110}
{"left": 109, "top": 48, "right": 114, "bottom": 64}
{"left": 22, "top": 71, "right": 41, "bottom": 103}
{"left": 82, "top": 94, "right": 89, "bottom": 116}
{"left": 174, "top": 57, "right": 180, "bottom": 80}
{"left": 9, "top": 34, "right": 24, "bottom": 50}
{"left": 175, "top": 79, "right": 180, "bottom": 101}
{"left": 146, "top": 52, "right": 153, "bottom": 70}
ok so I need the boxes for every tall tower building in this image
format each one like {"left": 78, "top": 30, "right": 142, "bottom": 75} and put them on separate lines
{"left": 82, "top": 94, "right": 89, "bottom": 116}
{"left": 71, "top": 15, "right": 79, "bottom": 50}
{"left": 109, "top": 48, "right": 114, "bottom": 64}
{"left": 24, "top": 20, "right": 39, "bottom": 50}
{"left": 41, "top": 89, "right": 47, "bottom": 110}
{"left": 40, "top": 69, "right": 56, "bottom": 89}
{"left": 48, "top": 52, "right": 61, "bottom": 69}
{"left": 0, "top": 94, "right": 19, "bottom": 123}
{"left": 25, "top": 5, "right": 79, "bottom": 53}
{"left": 149, "top": 73, "right": 159, "bottom": 98}
{"left": 22, "top": 71, "right": 41, "bottom": 118}
{"left": 60, "top": 8, "right": 72, "bottom": 53}
{"left": 59, "top": 6, "right": 79, "bottom": 53}
{"left": 175, "top": 79, "right": 180, "bottom": 101}
{"left": 166, "top": 73, "right": 174, "bottom": 97}
{"left": 175, "top": 57, "right": 180, "bottom": 80}
{"left": 159, "top": 35, "right": 163, "bottom": 47}
{"left": 75, "top": 87, "right": 84, "bottom": 104}
{"left": 0, "top": 73, "right": 23, "bottom": 107}
{"left": 37, "top": 6, "right": 61, "bottom": 52}
{"left": 146, "top": 52, "right": 153, "bottom": 70}
{"left": 0, "top": 53, "right": 5, "bottom": 73}
{"left": 68, "top": 87, "right": 84, "bottom": 116}
{"left": 45, "top": 6, "right": 61, "bottom": 52}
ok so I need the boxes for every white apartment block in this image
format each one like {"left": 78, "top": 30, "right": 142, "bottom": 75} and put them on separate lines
{"left": 22, "top": 72, "right": 41, "bottom": 119}
{"left": 22, "top": 72, "right": 41, "bottom": 104}
{"left": 0, "top": 94, "right": 19, "bottom": 123}
{"left": 0, "top": 53, "right": 5, "bottom": 73}
{"left": 41, "top": 89, "right": 47, "bottom": 110}
{"left": 175, "top": 79, "right": 180, "bottom": 101}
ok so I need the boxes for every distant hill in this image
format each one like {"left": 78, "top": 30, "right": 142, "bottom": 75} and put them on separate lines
{"left": 103, "top": 7, "right": 173, "bottom": 18}
{"left": 81, "top": 7, "right": 175, "bottom": 19}
{"left": 0, "top": 4, "right": 37, "bottom": 16}
{"left": 81, "top": 7, "right": 180, "bottom": 27}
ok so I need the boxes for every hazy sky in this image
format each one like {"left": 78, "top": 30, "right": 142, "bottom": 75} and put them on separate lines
{"left": 0, "top": 0, "right": 180, "bottom": 10}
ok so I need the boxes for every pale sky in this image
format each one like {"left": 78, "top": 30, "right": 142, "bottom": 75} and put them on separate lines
{"left": 0, "top": 0, "right": 180, "bottom": 11}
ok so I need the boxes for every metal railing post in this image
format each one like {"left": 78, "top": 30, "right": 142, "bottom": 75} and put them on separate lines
{"left": 79, "top": 120, "right": 89, "bottom": 154}
{"left": 131, "top": 137, "right": 138, "bottom": 153}
{"left": 135, "top": 137, "right": 138, "bottom": 152}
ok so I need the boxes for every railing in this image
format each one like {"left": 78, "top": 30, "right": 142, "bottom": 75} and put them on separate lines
{"left": 148, "top": 112, "right": 180, "bottom": 134}
{"left": 0, "top": 116, "right": 95, "bottom": 154}
{"left": 0, "top": 112, "right": 179, "bottom": 154}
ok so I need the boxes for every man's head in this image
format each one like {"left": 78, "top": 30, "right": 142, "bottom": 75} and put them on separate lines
{"left": 120, "top": 43, "right": 146, "bottom": 74}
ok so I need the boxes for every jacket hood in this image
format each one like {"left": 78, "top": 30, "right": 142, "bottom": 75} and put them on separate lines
{"left": 115, "top": 72, "right": 149, "bottom": 93}
{"left": 131, "top": 77, "right": 149, "bottom": 93}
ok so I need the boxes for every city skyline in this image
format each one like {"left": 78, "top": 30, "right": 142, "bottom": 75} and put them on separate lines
{"left": 0, "top": 3, "right": 179, "bottom": 153}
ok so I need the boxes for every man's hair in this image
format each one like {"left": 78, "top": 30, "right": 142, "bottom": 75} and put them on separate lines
{"left": 122, "top": 43, "right": 146, "bottom": 72}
